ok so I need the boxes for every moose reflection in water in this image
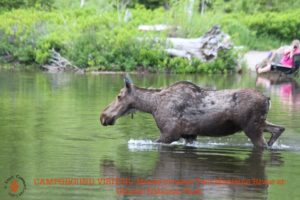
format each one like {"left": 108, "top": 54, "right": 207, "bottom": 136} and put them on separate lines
{"left": 100, "top": 147, "right": 283, "bottom": 199}
{"left": 256, "top": 73, "right": 300, "bottom": 110}
{"left": 100, "top": 77, "right": 284, "bottom": 148}
{"left": 100, "top": 75, "right": 284, "bottom": 148}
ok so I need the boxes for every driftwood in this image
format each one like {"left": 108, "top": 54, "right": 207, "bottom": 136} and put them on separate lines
{"left": 166, "top": 25, "right": 232, "bottom": 61}
{"left": 42, "top": 49, "right": 84, "bottom": 74}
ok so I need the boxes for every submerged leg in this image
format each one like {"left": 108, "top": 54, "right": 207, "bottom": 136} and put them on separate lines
{"left": 263, "top": 121, "right": 285, "bottom": 146}
{"left": 244, "top": 130, "right": 267, "bottom": 149}
{"left": 182, "top": 135, "right": 197, "bottom": 144}
{"left": 242, "top": 116, "right": 267, "bottom": 148}
{"left": 155, "top": 132, "right": 181, "bottom": 144}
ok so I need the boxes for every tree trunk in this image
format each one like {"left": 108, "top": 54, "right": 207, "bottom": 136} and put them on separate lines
{"left": 187, "top": 0, "right": 194, "bottom": 21}
{"left": 80, "top": 0, "right": 85, "bottom": 7}
{"left": 200, "top": 0, "right": 205, "bottom": 15}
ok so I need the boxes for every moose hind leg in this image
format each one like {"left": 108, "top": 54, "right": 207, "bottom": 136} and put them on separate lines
{"left": 243, "top": 116, "right": 267, "bottom": 148}
{"left": 264, "top": 121, "right": 285, "bottom": 146}
{"left": 244, "top": 130, "right": 267, "bottom": 149}
{"left": 243, "top": 119, "right": 266, "bottom": 148}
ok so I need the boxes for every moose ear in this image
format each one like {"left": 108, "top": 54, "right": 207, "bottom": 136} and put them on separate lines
{"left": 124, "top": 74, "right": 133, "bottom": 92}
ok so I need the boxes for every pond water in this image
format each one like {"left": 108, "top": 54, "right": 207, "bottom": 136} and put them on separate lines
{"left": 0, "top": 71, "right": 300, "bottom": 199}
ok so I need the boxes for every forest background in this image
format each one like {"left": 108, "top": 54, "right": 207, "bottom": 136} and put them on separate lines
{"left": 0, "top": 0, "right": 299, "bottom": 73}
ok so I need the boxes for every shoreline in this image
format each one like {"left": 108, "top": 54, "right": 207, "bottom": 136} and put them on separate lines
{"left": 1, "top": 51, "right": 268, "bottom": 74}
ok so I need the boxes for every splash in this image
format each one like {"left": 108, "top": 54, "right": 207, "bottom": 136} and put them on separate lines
{"left": 127, "top": 139, "right": 249, "bottom": 151}
{"left": 128, "top": 139, "right": 159, "bottom": 151}
{"left": 269, "top": 142, "right": 292, "bottom": 150}
{"left": 128, "top": 139, "right": 296, "bottom": 151}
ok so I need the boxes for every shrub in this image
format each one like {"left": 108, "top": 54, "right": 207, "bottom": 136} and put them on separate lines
{"left": 242, "top": 9, "right": 300, "bottom": 42}
{"left": 0, "top": 0, "right": 54, "bottom": 10}
{"left": 0, "top": 9, "right": 66, "bottom": 63}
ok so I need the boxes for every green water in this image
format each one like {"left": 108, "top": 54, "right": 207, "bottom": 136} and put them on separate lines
{"left": 0, "top": 71, "right": 300, "bottom": 200}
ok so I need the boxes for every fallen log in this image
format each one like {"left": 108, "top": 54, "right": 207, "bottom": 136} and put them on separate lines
{"left": 165, "top": 25, "right": 232, "bottom": 61}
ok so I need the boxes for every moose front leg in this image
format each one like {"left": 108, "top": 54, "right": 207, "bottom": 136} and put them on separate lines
{"left": 182, "top": 134, "right": 197, "bottom": 144}
{"left": 155, "top": 132, "right": 181, "bottom": 144}
{"left": 154, "top": 118, "right": 182, "bottom": 144}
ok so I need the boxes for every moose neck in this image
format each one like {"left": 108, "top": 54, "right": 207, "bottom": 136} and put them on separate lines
{"left": 132, "top": 87, "right": 160, "bottom": 114}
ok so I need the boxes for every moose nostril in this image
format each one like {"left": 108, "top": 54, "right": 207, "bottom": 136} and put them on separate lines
{"left": 101, "top": 118, "right": 107, "bottom": 126}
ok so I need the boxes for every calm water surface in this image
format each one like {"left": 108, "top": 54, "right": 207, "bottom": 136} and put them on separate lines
{"left": 0, "top": 71, "right": 300, "bottom": 200}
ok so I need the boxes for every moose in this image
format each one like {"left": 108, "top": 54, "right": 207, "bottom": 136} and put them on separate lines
{"left": 100, "top": 76, "right": 285, "bottom": 148}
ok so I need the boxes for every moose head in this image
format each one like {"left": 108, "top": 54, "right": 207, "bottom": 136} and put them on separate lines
{"left": 100, "top": 75, "right": 135, "bottom": 126}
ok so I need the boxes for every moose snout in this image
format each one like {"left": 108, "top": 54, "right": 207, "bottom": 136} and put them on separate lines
{"left": 100, "top": 113, "right": 115, "bottom": 126}
{"left": 100, "top": 113, "right": 107, "bottom": 126}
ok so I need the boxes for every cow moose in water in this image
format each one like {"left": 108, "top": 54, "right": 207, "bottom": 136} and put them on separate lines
{"left": 100, "top": 75, "right": 284, "bottom": 148}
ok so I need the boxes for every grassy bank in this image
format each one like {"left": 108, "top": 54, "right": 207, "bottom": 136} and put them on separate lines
{"left": 0, "top": 5, "right": 299, "bottom": 73}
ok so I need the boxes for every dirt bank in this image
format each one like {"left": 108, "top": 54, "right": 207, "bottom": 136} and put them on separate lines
{"left": 243, "top": 51, "right": 269, "bottom": 71}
